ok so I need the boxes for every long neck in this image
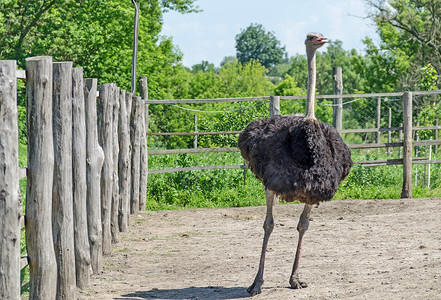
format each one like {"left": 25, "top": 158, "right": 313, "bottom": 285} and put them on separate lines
{"left": 305, "top": 47, "right": 316, "bottom": 118}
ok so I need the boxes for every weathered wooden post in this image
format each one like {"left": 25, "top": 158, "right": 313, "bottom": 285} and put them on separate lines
{"left": 72, "top": 67, "right": 91, "bottom": 288}
{"left": 137, "top": 102, "right": 146, "bottom": 211}
{"left": 0, "top": 60, "right": 21, "bottom": 300}
{"left": 332, "top": 66, "right": 343, "bottom": 131}
{"left": 376, "top": 97, "right": 381, "bottom": 145}
{"left": 25, "top": 56, "right": 57, "bottom": 300}
{"left": 84, "top": 78, "right": 104, "bottom": 273}
{"left": 126, "top": 92, "right": 133, "bottom": 126}
{"left": 126, "top": 93, "right": 133, "bottom": 218}
{"left": 269, "top": 95, "right": 280, "bottom": 117}
{"left": 388, "top": 107, "right": 392, "bottom": 156}
{"left": 399, "top": 123, "right": 403, "bottom": 157}
{"left": 193, "top": 114, "right": 198, "bottom": 149}
{"left": 139, "top": 76, "right": 148, "bottom": 211}
{"left": 118, "top": 90, "right": 130, "bottom": 232}
{"left": 126, "top": 92, "right": 133, "bottom": 216}
{"left": 52, "top": 61, "right": 77, "bottom": 299}
{"left": 401, "top": 92, "right": 413, "bottom": 198}
{"left": 111, "top": 86, "right": 120, "bottom": 243}
{"left": 125, "top": 92, "right": 133, "bottom": 218}
{"left": 435, "top": 119, "right": 439, "bottom": 154}
{"left": 130, "top": 96, "right": 142, "bottom": 214}
{"left": 97, "top": 83, "right": 115, "bottom": 255}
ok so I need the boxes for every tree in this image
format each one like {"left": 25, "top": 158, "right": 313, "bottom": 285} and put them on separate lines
{"left": 365, "top": 0, "right": 441, "bottom": 89}
{"left": 191, "top": 60, "right": 216, "bottom": 73}
{"left": 0, "top": 0, "right": 199, "bottom": 98}
{"left": 149, "top": 59, "right": 275, "bottom": 149}
{"left": 235, "top": 23, "right": 286, "bottom": 70}
{"left": 285, "top": 40, "right": 367, "bottom": 95}
{"left": 220, "top": 55, "right": 236, "bottom": 67}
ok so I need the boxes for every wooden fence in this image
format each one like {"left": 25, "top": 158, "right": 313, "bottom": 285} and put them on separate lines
{"left": 0, "top": 57, "right": 148, "bottom": 299}
{"left": 2, "top": 57, "right": 441, "bottom": 298}
{"left": 145, "top": 89, "right": 441, "bottom": 199}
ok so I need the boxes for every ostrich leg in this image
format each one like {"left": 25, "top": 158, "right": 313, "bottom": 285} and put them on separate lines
{"left": 289, "top": 203, "right": 312, "bottom": 289}
{"left": 247, "top": 189, "right": 276, "bottom": 296}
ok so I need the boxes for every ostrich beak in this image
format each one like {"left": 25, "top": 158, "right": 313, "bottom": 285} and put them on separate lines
{"left": 314, "top": 37, "right": 328, "bottom": 45}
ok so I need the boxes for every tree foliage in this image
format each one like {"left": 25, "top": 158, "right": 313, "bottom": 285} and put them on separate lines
{"left": 366, "top": 0, "right": 441, "bottom": 89}
{"left": 0, "top": 0, "right": 198, "bottom": 98}
{"left": 235, "top": 23, "right": 286, "bottom": 70}
{"left": 148, "top": 59, "right": 274, "bottom": 149}
{"left": 284, "top": 40, "right": 367, "bottom": 95}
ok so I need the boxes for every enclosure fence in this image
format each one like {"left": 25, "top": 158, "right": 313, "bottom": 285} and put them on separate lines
{"left": 146, "top": 81, "right": 441, "bottom": 200}
{"left": 2, "top": 58, "right": 441, "bottom": 299}
{"left": 0, "top": 57, "right": 148, "bottom": 299}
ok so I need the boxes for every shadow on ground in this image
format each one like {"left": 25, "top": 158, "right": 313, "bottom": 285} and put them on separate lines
{"left": 116, "top": 286, "right": 250, "bottom": 299}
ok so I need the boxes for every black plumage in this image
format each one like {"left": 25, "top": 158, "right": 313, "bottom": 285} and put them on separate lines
{"left": 238, "top": 114, "right": 352, "bottom": 205}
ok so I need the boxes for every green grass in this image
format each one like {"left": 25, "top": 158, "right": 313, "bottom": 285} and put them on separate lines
{"left": 147, "top": 152, "right": 267, "bottom": 210}
{"left": 147, "top": 148, "right": 441, "bottom": 209}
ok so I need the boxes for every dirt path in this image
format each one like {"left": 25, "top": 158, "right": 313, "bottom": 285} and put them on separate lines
{"left": 79, "top": 198, "right": 441, "bottom": 300}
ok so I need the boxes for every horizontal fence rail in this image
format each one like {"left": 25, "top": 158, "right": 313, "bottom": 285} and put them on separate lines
{"left": 148, "top": 157, "right": 439, "bottom": 174}
{"left": 145, "top": 90, "right": 441, "bottom": 105}
{"left": 146, "top": 126, "right": 441, "bottom": 137}
{"left": 148, "top": 140, "right": 441, "bottom": 155}
{"left": 148, "top": 164, "right": 247, "bottom": 174}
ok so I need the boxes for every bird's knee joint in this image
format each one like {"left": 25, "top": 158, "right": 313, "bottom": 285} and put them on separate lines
{"left": 263, "top": 218, "right": 274, "bottom": 232}
{"left": 297, "top": 218, "right": 309, "bottom": 233}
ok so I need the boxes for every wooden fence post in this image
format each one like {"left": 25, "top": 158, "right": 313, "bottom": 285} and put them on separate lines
{"left": 98, "top": 83, "right": 115, "bottom": 255}
{"left": 111, "top": 86, "right": 120, "bottom": 243}
{"left": 118, "top": 90, "right": 130, "bottom": 232}
{"left": 388, "top": 107, "right": 392, "bottom": 156}
{"left": 332, "top": 66, "right": 343, "bottom": 131}
{"left": 126, "top": 94, "right": 134, "bottom": 218}
{"left": 193, "top": 114, "right": 198, "bottom": 149}
{"left": 269, "top": 95, "right": 280, "bottom": 117}
{"left": 125, "top": 92, "right": 133, "bottom": 221}
{"left": 25, "top": 56, "right": 57, "bottom": 300}
{"left": 138, "top": 102, "right": 147, "bottom": 211}
{"left": 401, "top": 92, "right": 413, "bottom": 198}
{"left": 126, "top": 92, "right": 133, "bottom": 126}
{"left": 52, "top": 61, "right": 76, "bottom": 299}
{"left": 139, "top": 76, "right": 148, "bottom": 211}
{"left": 130, "top": 96, "right": 142, "bottom": 214}
{"left": 0, "top": 60, "right": 21, "bottom": 300}
{"left": 72, "top": 67, "right": 91, "bottom": 288}
{"left": 376, "top": 96, "right": 381, "bottom": 144}
{"left": 399, "top": 123, "right": 403, "bottom": 157}
{"left": 84, "top": 78, "right": 104, "bottom": 273}
{"left": 435, "top": 119, "right": 439, "bottom": 154}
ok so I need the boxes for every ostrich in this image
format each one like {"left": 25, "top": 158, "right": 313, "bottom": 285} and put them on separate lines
{"left": 238, "top": 33, "right": 353, "bottom": 296}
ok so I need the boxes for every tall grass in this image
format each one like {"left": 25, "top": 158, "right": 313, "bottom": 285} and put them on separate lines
{"left": 147, "top": 148, "right": 441, "bottom": 209}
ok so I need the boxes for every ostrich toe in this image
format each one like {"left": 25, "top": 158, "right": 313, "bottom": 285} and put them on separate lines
{"left": 247, "top": 279, "right": 263, "bottom": 296}
{"left": 289, "top": 276, "right": 308, "bottom": 289}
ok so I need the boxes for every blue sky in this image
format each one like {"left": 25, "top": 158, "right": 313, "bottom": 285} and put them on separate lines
{"left": 161, "top": 0, "right": 379, "bottom": 67}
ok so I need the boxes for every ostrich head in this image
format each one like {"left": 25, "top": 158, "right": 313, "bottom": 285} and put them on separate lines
{"left": 305, "top": 32, "right": 327, "bottom": 50}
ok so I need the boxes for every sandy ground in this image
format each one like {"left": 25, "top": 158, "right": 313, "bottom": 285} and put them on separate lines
{"left": 78, "top": 198, "right": 441, "bottom": 300}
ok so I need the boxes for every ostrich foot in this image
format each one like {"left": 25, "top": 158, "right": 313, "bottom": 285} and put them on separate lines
{"left": 247, "top": 279, "right": 263, "bottom": 296}
{"left": 289, "top": 276, "right": 308, "bottom": 289}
